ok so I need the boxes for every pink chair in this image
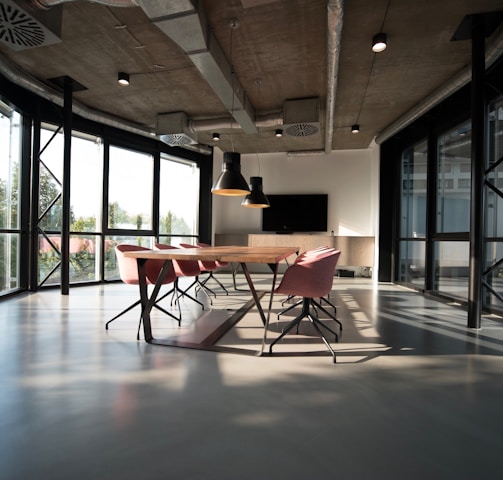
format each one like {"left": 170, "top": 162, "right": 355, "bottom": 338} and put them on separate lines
{"left": 269, "top": 248, "right": 342, "bottom": 363}
{"left": 154, "top": 243, "right": 205, "bottom": 310}
{"left": 196, "top": 242, "right": 229, "bottom": 295}
{"left": 278, "top": 246, "right": 340, "bottom": 319}
{"left": 106, "top": 244, "right": 179, "bottom": 339}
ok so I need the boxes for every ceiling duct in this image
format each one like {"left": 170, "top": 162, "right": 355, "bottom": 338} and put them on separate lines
{"left": 139, "top": 0, "right": 258, "bottom": 135}
{"left": 0, "top": 0, "right": 62, "bottom": 50}
{"left": 282, "top": 97, "right": 320, "bottom": 137}
{"left": 157, "top": 112, "right": 197, "bottom": 146}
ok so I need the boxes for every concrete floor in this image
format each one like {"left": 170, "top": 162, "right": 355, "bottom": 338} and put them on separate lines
{"left": 2, "top": 275, "right": 503, "bottom": 480}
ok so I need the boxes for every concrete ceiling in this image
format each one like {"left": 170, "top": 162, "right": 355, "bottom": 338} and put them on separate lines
{"left": 0, "top": 0, "right": 502, "bottom": 154}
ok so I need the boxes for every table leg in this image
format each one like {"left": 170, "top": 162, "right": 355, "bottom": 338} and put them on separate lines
{"left": 239, "top": 262, "right": 279, "bottom": 355}
{"left": 137, "top": 259, "right": 174, "bottom": 343}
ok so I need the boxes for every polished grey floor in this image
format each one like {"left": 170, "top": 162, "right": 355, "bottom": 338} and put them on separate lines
{"left": 2, "top": 275, "right": 503, "bottom": 480}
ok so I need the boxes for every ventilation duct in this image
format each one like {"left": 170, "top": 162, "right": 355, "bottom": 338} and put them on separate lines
{"left": 282, "top": 98, "right": 320, "bottom": 137}
{"left": 0, "top": 0, "right": 62, "bottom": 50}
{"left": 139, "top": 1, "right": 258, "bottom": 135}
{"left": 157, "top": 112, "right": 197, "bottom": 146}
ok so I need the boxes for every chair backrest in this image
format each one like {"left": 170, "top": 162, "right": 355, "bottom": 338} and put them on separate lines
{"left": 115, "top": 244, "right": 176, "bottom": 285}
{"left": 275, "top": 248, "right": 341, "bottom": 298}
{"left": 155, "top": 243, "right": 200, "bottom": 277}
{"left": 196, "top": 242, "right": 228, "bottom": 267}
{"left": 294, "top": 245, "right": 333, "bottom": 265}
{"left": 180, "top": 242, "right": 217, "bottom": 272}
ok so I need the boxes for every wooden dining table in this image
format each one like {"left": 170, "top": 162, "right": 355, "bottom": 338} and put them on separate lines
{"left": 124, "top": 245, "right": 299, "bottom": 355}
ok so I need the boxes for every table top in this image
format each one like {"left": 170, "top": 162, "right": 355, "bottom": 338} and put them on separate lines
{"left": 123, "top": 245, "right": 299, "bottom": 264}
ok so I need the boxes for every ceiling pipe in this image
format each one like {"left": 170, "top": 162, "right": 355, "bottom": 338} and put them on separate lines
{"left": 30, "top": 0, "right": 138, "bottom": 8}
{"left": 139, "top": 1, "right": 258, "bottom": 135}
{"left": 376, "top": 22, "right": 503, "bottom": 145}
{"left": 324, "top": 0, "right": 344, "bottom": 154}
{"left": 28, "top": 0, "right": 341, "bottom": 150}
{"left": 0, "top": 52, "right": 212, "bottom": 155}
{"left": 187, "top": 111, "right": 283, "bottom": 133}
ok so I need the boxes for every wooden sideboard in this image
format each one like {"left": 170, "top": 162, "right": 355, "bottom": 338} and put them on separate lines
{"left": 215, "top": 233, "right": 375, "bottom": 268}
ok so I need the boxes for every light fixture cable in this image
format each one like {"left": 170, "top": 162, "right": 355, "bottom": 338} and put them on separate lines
{"left": 354, "top": 0, "right": 391, "bottom": 131}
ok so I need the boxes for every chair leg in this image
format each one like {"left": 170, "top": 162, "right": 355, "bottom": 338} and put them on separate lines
{"left": 194, "top": 276, "right": 216, "bottom": 303}
{"left": 106, "top": 299, "right": 141, "bottom": 329}
{"left": 200, "top": 271, "right": 229, "bottom": 295}
{"left": 320, "top": 296, "right": 337, "bottom": 315}
{"left": 269, "top": 298, "right": 338, "bottom": 363}
{"left": 277, "top": 297, "right": 303, "bottom": 322}
{"left": 281, "top": 294, "right": 295, "bottom": 306}
{"left": 312, "top": 299, "right": 342, "bottom": 331}
{"left": 307, "top": 314, "right": 337, "bottom": 363}
{"left": 269, "top": 310, "right": 307, "bottom": 353}
{"left": 172, "top": 278, "right": 205, "bottom": 309}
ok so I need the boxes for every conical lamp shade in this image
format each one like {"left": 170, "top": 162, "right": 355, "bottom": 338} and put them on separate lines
{"left": 211, "top": 152, "right": 251, "bottom": 196}
{"left": 241, "top": 176, "right": 270, "bottom": 208}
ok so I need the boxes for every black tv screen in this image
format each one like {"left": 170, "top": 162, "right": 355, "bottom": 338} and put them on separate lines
{"left": 262, "top": 194, "right": 328, "bottom": 233}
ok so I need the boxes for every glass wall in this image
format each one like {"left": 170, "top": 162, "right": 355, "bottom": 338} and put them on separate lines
{"left": 0, "top": 101, "right": 22, "bottom": 294}
{"left": 158, "top": 153, "right": 199, "bottom": 246}
{"left": 433, "top": 121, "right": 471, "bottom": 301}
{"left": 34, "top": 129, "right": 202, "bottom": 287}
{"left": 436, "top": 121, "right": 471, "bottom": 233}
{"left": 399, "top": 140, "right": 427, "bottom": 287}
{"left": 0, "top": 83, "right": 208, "bottom": 297}
{"left": 484, "top": 98, "right": 503, "bottom": 311}
{"left": 38, "top": 126, "right": 104, "bottom": 286}
{"left": 108, "top": 145, "right": 154, "bottom": 231}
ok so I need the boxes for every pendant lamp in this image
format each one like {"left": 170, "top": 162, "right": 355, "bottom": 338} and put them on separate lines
{"left": 241, "top": 176, "right": 270, "bottom": 208}
{"left": 211, "top": 152, "right": 250, "bottom": 196}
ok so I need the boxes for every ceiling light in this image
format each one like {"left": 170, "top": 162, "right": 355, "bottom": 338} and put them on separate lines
{"left": 241, "top": 176, "right": 270, "bottom": 208}
{"left": 117, "top": 72, "right": 130, "bottom": 86}
{"left": 351, "top": 124, "right": 360, "bottom": 134}
{"left": 212, "top": 133, "right": 220, "bottom": 141}
{"left": 275, "top": 129, "right": 283, "bottom": 137}
{"left": 211, "top": 152, "right": 251, "bottom": 196}
{"left": 372, "top": 33, "right": 387, "bottom": 52}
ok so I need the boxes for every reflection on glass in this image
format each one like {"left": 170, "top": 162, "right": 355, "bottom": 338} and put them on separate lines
{"left": 484, "top": 100, "right": 503, "bottom": 312}
{"left": 484, "top": 241, "right": 503, "bottom": 310}
{"left": 104, "top": 235, "right": 155, "bottom": 281}
{"left": 437, "top": 121, "right": 471, "bottom": 233}
{"left": 108, "top": 146, "right": 154, "bottom": 230}
{"left": 400, "top": 140, "right": 427, "bottom": 239}
{"left": 399, "top": 240, "right": 425, "bottom": 287}
{"left": 434, "top": 241, "right": 469, "bottom": 301}
{"left": 399, "top": 139, "right": 427, "bottom": 289}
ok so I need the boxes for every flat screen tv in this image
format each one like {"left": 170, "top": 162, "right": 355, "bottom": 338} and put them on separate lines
{"left": 262, "top": 194, "right": 328, "bottom": 233}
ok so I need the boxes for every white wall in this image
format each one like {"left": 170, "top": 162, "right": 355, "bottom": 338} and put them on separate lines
{"left": 212, "top": 144, "right": 380, "bottom": 238}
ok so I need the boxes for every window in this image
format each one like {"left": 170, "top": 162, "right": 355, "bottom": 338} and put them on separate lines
{"left": 433, "top": 121, "right": 471, "bottom": 300}
{"left": 0, "top": 101, "right": 22, "bottom": 294}
{"left": 436, "top": 121, "right": 471, "bottom": 233}
{"left": 108, "top": 146, "right": 154, "bottom": 231}
{"left": 399, "top": 140, "right": 427, "bottom": 286}
{"left": 158, "top": 153, "right": 199, "bottom": 245}
{"left": 484, "top": 97, "right": 503, "bottom": 312}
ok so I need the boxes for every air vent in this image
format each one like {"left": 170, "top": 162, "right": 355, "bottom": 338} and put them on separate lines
{"left": 284, "top": 123, "right": 319, "bottom": 137}
{"left": 283, "top": 97, "right": 320, "bottom": 137}
{"left": 0, "top": 0, "right": 62, "bottom": 51}
{"left": 157, "top": 112, "right": 198, "bottom": 146}
{"left": 160, "top": 133, "right": 197, "bottom": 147}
